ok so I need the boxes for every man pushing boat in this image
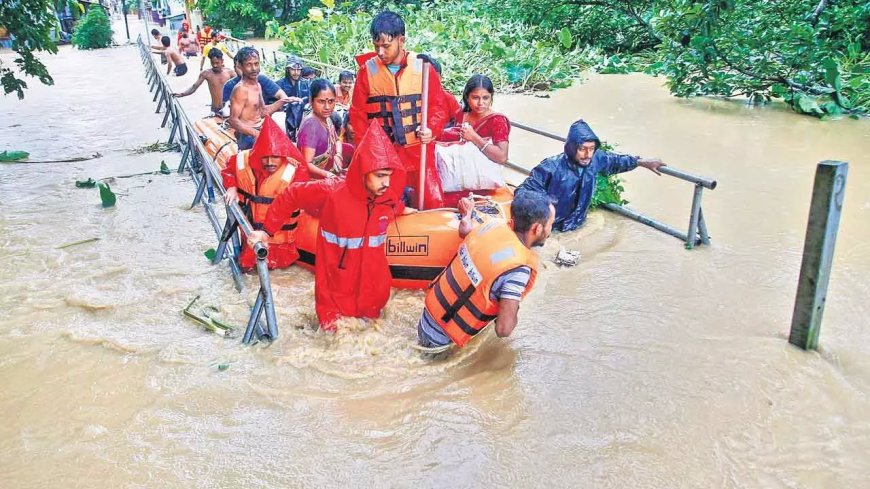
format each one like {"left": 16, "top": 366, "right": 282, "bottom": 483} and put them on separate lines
{"left": 222, "top": 117, "right": 309, "bottom": 270}
{"left": 247, "top": 121, "right": 416, "bottom": 331}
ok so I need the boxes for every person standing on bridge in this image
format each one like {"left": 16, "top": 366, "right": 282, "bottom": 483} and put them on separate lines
{"left": 247, "top": 122, "right": 415, "bottom": 331}
{"left": 275, "top": 56, "right": 310, "bottom": 141}
{"left": 516, "top": 119, "right": 666, "bottom": 232}
{"left": 172, "top": 49, "right": 234, "bottom": 117}
{"left": 228, "top": 48, "right": 294, "bottom": 151}
{"left": 349, "top": 10, "right": 450, "bottom": 209}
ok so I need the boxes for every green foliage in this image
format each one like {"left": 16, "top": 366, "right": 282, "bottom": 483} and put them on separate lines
{"left": 97, "top": 182, "right": 116, "bottom": 208}
{"left": 72, "top": 6, "right": 113, "bottom": 50}
{"left": 490, "top": 0, "right": 661, "bottom": 53}
{"left": 199, "top": 0, "right": 276, "bottom": 37}
{"left": 267, "top": 1, "right": 597, "bottom": 94}
{"left": 655, "top": 0, "right": 870, "bottom": 117}
{"left": 591, "top": 174, "right": 627, "bottom": 208}
{"left": 591, "top": 141, "right": 626, "bottom": 207}
{"left": 75, "top": 177, "right": 97, "bottom": 188}
{"left": 0, "top": 0, "right": 58, "bottom": 99}
{"left": 0, "top": 150, "right": 30, "bottom": 162}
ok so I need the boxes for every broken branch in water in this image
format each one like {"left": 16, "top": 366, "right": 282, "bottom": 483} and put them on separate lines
{"left": 56, "top": 237, "right": 101, "bottom": 249}
{"left": 1, "top": 152, "right": 103, "bottom": 164}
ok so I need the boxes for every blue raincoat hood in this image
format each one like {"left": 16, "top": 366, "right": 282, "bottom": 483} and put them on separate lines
{"left": 517, "top": 119, "right": 638, "bottom": 232}
{"left": 564, "top": 119, "right": 600, "bottom": 163}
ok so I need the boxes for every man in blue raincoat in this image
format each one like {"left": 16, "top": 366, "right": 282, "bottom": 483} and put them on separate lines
{"left": 516, "top": 119, "right": 665, "bottom": 232}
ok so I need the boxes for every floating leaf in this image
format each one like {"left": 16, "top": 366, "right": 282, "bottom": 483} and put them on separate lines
{"left": 160, "top": 160, "right": 171, "bottom": 174}
{"left": 97, "top": 182, "right": 116, "bottom": 208}
{"left": 75, "top": 178, "right": 96, "bottom": 188}
{"left": 204, "top": 248, "right": 217, "bottom": 261}
{"left": 0, "top": 150, "right": 29, "bottom": 162}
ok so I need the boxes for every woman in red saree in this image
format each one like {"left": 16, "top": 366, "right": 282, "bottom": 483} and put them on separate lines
{"left": 438, "top": 74, "right": 511, "bottom": 206}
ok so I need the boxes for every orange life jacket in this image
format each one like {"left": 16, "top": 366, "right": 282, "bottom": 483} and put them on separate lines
{"left": 364, "top": 51, "right": 423, "bottom": 147}
{"left": 424, "top": 220, "right": 538, "bottom": 347}
{"left": 234, "top": 150, "right": 301, "bottom": 245}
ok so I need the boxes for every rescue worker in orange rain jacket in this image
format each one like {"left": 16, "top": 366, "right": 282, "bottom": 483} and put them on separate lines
{"left": 416, "top": 191, "right": 556, "bottom": 349}
{"left": 349, "top": 11, "right": 449, "bottom": 209}
{"left": 221, "top": 117, "right": 309, "bottom": 270}
{"left": 248, "top": 121, "right": 413, "bottom": 330}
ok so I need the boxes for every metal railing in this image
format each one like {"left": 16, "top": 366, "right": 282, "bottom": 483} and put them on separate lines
{"left": 260, "top": 51, "right": 718, "bottom": 249}
{"left": 509, "top": 121, "right": 716, "bottom": 248}
{"left": 138, "top": 36, "right": 279, "bottom": 344}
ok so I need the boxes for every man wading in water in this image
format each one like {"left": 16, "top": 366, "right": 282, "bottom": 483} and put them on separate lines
{"left": 153, "top": 36, "right": 188, "bottom": 77}
{"left": 229, "top": 47, "right": 293, "bottom": 151}
{"left": 172, "top": 49, "right": 234, "bottom": 117}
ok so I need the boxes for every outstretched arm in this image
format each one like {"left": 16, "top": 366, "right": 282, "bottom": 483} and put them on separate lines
{"left": 174, "top": 71, "right": 207, "bottom": 97}
{"left": 637, "top": 157, "right": 666, "bottom": 175}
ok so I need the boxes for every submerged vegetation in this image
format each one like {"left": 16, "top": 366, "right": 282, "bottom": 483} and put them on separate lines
{"left": 258, "top": 0, "right": 869, "bottom": 118}
{"left": 267, "top": 1, "right": 595, "bottom": 94}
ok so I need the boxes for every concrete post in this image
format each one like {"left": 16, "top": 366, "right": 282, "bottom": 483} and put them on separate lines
{"left": 789, "top": 161, "right": 848, "bottom": 350}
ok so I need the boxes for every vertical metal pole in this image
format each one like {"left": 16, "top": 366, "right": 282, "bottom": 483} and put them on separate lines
{"left": 789, "top": 161, "right": 848, "bottom": 350}
{"left": 121, "top": 0, "right": 131, "bottom": 41}
{"left": 254, "top": 249, "right": 279, "bottom": 340}
{"left": 697, "top": 207, "right": 711, "bottom": 245}
{"left": 178, "top": 143, "right": 190, "bottom": 173}
{"left": 156, "top": 88, "right": 167, "bottom": 114}
{"left": 191, "top": 172, "right": 207, "bottom": 207}
{"left": 685, "top": 183, "right": 703, "bottom": 249}
{"left": 242, "top": 291, "right": 266, "bottom": 344}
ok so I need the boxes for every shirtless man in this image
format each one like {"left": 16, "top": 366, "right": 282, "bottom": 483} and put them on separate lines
{"left": 229, "top": 47, "right": 294, "bottom": 150}
{"left": 172, "top": 49, "right": 234, "bottom": 117}
{"left": 150, "top": 29, "right": 167, "bottom": 65}
{"left": 152, "top": 36, "right": 188, "bottom": 77}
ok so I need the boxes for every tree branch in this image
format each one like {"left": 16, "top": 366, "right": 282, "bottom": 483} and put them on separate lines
{"left": 809, "top": 0, "right": 829, "bottom": 27}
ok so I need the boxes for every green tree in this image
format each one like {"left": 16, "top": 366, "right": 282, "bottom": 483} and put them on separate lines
{"left": 72, "top": 5, "right": 114, "bottom": 49}
{"left": 655, "top": 0, "right": 870, "bottom": 117}
{"left": 0, "top": 0, "right": 59, "bottom": 99}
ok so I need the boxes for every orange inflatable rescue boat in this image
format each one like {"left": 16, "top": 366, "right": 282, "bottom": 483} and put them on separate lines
{"left": 194, "top": 117, "right": 515, "bottom": 289}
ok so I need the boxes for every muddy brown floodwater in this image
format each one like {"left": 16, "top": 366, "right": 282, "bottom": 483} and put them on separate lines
{"left": 1, "top": 20, "right": 869, "bottom": 489}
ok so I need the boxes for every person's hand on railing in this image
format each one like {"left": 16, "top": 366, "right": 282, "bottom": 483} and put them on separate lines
{"left": 247, "top": 230, "right": 270, "bottom": 248}
{"left": 638, "top": 157, "right": 666, "bottom": 176}
{"left": 224, "top": 187, "right": 239, "bottom": 205}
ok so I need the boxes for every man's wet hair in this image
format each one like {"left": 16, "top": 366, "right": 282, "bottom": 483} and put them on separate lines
{"left": 461, "top": 74, "right": 495, "bottom": 112}
{"left": 370, "top": 11, "right": 405, "bottom": 40}
{"left": 160, "top": 36, "right": 171, "bottom": 47}
{"left": 208, "top": 48, "right": 223, "bottom": 60}
{"left": 151, "top": 29, "right": 160, "bottom": 37}
{"left": 511, "top": 191, "right": 555, "bottom": 234}
{"left": 234, "top": 47, "right": 259, "bottom": 65}
{"left": 309, "top": 78, "right": 336, "bottom": 100}
{"left": 338, "top": 70, "right": 355, "bottom": 82}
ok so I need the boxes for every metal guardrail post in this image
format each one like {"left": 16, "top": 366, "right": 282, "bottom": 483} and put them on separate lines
{"left": 138, "top": 38, "right": 281, "bottom": 343}
{"left": 789, "top": 161, "right": 848, "bottom": 351}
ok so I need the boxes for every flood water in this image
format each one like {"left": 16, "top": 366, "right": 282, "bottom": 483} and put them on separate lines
{"left": 1, "top": 20, "right": 869, "bottom": 488}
